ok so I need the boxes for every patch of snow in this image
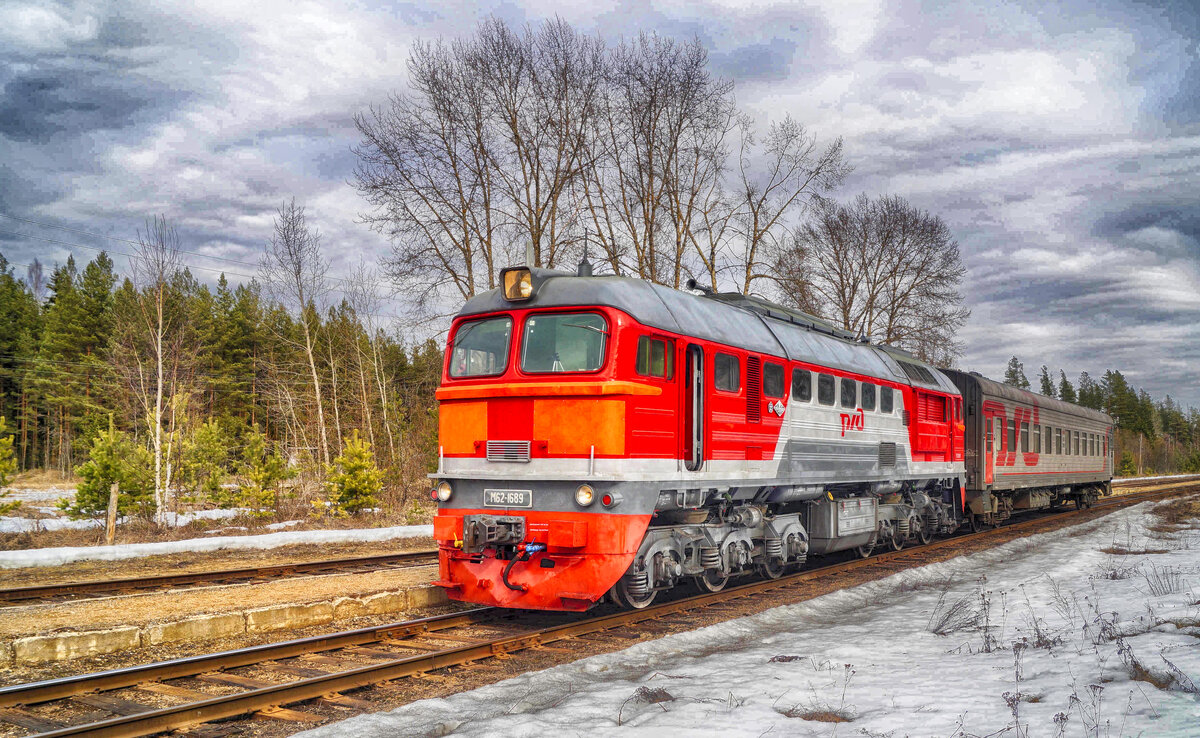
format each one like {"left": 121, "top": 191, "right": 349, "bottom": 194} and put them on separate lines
{"left": 1119, "top": 473, "right": 1200, "bottom": 484}
{"left": 301, "top": 501, "right": 1200, "bottom": 738}
{"left": 1, "top": 487, "right": 76, "bottom": 503}
{"left": 266, "top": 520, "right": 303, "bottom": 530}
{"left": 0, "top": 507, "right": 248, "bottom": 534}
{"left": 0, "top": 524, "right": 433, "bottom": 568}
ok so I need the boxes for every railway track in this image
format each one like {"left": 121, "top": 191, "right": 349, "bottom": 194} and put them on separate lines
{"left": 0, "top": 551, "right": 437, "bottom": 607}
{"left": 5, "top": 475, "right": 1194, "bottom": 610}
{"left": 1, "top": 482, "right": 1194, "bottom": 738}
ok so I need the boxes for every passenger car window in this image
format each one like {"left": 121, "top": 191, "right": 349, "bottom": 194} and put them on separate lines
{"left": 1021, "top": 422, "right": 1029, "bottom": 453}
{"left": 714, "top": 353, "right": 740, "bottom": 392}
{"left": 449, "top": 316, "right": 513, "bottom": 378}
{"left": 791, "top": 369, "right": 812, "bottom": 402}
{"left": 1033, "top": 424, "right": 1041, "bottom": 452}
{"left": 861, "top": 383, "right": 876, "bottom": 411}
{"left": 521, "top": 312, "right": 607, "bottom": 373}
{"left": 1008, "top": 419, "right": 1017, "bottom": 453}
{"left": 817, "top": 373, "right": 835, "bottom": 405}
{"left": 763, "top": 363, "right": 784, "bottom": 398}
{"left": 840, "top": 378, "right": 856, "bottom": 409}
{"left": 880, "top": 386, "right": 894, "bottom": 414}
{"left": 635, "top": 336, "right": 673, "bottom": 379}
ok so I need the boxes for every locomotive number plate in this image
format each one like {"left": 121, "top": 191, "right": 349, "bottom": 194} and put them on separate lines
{"left": 483, "top": 489, "right": 533, "bottom": 508}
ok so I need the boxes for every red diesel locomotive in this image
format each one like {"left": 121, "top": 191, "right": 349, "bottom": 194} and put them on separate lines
{"left": 430, "top": 265, "right": 1113, "bottom": 611}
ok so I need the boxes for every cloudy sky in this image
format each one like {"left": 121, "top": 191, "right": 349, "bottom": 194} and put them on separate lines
{"left": 1, "top": 0, "right": 1197, "bottom": 406}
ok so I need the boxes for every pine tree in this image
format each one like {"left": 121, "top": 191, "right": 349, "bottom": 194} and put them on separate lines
{"left": 1118, "top": 451, "right": 1136, "bottom": 476}
{"left": 0, "top": 417, "right": 18, "bottom": 514}
{"left": 181, "top": 418, "right": 231, "bottom": 505}
{"left": 1077, "top": 371, "right": 1103, "bottom": 410}
{"left": 1003, "top": 356, "right": 1030, "bottom": 389}
{"left": 239, "top": 426, "right": 290, "bottom": 515}
{"left": 1038, "top": 366, "right": 1056, "bottom": 398}
{"left": 1058, "top": 370, "right": 1077, "bottom": 404}
{"left": 325, "top": 430, "right": 383, "bottom": 514}
{"left": 63, "top": 417, "right": 154, "bottom": 519}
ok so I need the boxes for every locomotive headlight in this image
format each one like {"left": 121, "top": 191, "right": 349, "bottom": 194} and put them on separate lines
{"left": 502, "top": 267, "right": 533, "bottom": 301}
{"left": 435, "top": 481, "right": 453, "bottom": 502}
{"left": 574, "top": 484, "right": 595, "bottom": 507}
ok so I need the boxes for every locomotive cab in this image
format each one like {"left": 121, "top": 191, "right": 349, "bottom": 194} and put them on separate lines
{"left": 431, "top": 269, "right": 669, "bottom": 610}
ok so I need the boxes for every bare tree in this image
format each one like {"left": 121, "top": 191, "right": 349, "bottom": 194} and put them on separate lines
{"left": 734, "top": 116, "right": 849, "bottom": 294}
{"left": 582, "top": 33, "right": 735, "bottom": 285}
{"left": 476, "top": 17, "right": 605, "bottom": 269}
{"left": 354, "top": 39, "right": 500, "bottom": 311}
{"left": 24, "top": 258, "right": 45, "bottom": 303}
{"left": 260, "top": 200, "right": 332, "bottom": 467}
{"left": 116, "top": 215, "right": 191, "bottom": 523}
{"left": 777, "top": 193, "right": 970, "bottom": 364}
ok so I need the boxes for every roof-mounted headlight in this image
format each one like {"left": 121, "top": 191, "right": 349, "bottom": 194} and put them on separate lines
{"left": 502, "top": 267, "right": 533, "bottom": 301}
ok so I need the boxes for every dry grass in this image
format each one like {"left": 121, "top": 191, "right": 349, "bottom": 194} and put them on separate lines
{"left": 1146, "top": 496, "right": 1200, "bottom": 535}
{"left": 780, "top": 709, "right": 853, "bottom": 723}
{"left": 1098, "top": 546, "right": 1170, "bottom": 555}
{"left": 6, "top": 470, "right": 81, "bottom": 489}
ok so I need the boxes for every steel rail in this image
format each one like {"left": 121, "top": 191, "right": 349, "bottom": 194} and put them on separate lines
{"left": 4, "top": 483, "right": 1194, "bottom": 738}
{"left": 2, "top": 476, "right": 1189, "bottom": 608}
{"left": 0, "top": 551, "right": 437, "bottom": 606}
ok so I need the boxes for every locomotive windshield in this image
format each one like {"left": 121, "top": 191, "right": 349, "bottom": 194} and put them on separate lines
{"left": 449, "top": 316, "right": 512, "bottom": 377}
{"left": 520, "top": 312, "right": 608, "bottom": 373}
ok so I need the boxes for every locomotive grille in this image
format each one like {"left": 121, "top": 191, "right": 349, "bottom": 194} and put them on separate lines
{"left": 878, "top": 442, "right": 897, "bottom": 468}
{"left": 486, "top": 440, "right": 531, "bottom": 463}
{"left": 746, "top": 356, "right": 762, "bottom": 424}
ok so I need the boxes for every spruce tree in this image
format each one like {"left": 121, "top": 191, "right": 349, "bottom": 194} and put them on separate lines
{"left": 0, "top": 417, "right": 18, "bottom": 514}
{"left": 1077, "top": 371, "right": 1103, "bottom": 410}
{"left": 239, "top": 426, "right": 290, "bottom": 515}
{"left": 325, "top": 430, "right": 383, "bottom": 514}
{"left": 64, "top": 418, "right": 154, "bottom": 519}
{"left": 1003, "top": 356, "right": 1030, "bottom": 389}
{"left": 1058, "top": 370, "right": 1077, "bottom": 404}
{"left": 181, "top": 418, "right": 231, "bottom": 505}
{"left": 1038, "top": 366, "right": 1056, "bottom": 398}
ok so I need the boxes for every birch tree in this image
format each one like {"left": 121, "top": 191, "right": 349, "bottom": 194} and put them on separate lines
{"left": 260, "top": 200, "right": 332, "bottom": 467}
{"left": 119, "top": 215, "right": 191, "bottom": 523}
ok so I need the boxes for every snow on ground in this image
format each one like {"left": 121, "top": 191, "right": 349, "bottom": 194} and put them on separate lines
{"left": 0, "top": 524, "right": 433, "bottom": 568}
{"left": 1120, "top": 473, "right": 1200, "bottom": 484}
{"left": 302, "top": 501, "right": 1200, "bottom": 738}
{"left": 0, "top": 508, "right": 248, "bottom": 534}
{"left": 1, "top": 486, "right": 75, "bottom": 503}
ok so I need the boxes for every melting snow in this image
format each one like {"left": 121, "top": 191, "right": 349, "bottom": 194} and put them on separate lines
{"left": 0, "top": 524, "right": 433, "bottom": 568}
{"left": 301, "top": 500, "right": 1200, "bottom": 738}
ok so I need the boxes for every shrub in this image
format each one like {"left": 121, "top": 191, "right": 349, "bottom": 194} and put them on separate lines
{"left": 62, "top": 418, "right": 154, "bottom": 519}
{"left": 325, "top": 431, "right": 383, "bottom": 514}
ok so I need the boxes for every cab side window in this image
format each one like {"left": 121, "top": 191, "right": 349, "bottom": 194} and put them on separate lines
{"left": 880, "top": 387, "right": 894, "bottom": 414}
{"left": 715, "top": 353, "right": 740, "bottom": 392}
{"left": 635, "top": 336, "right": 673, "bottom": 379}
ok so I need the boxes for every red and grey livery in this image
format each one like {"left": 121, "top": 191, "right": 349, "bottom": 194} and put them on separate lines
{"left": 430, "top": 266, "right": 1113, "bottom": 611}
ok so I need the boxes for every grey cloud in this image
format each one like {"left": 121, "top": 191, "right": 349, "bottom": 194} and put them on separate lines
{"left": 711, "top": 37, "right": 798, "bottom": 82}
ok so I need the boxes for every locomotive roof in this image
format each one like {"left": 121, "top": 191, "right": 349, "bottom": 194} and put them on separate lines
{"left": 941, "top": 368, "right": 1114, "bottom": 425}
{"left": 457, "top": 268, "right": 959, "bottom": 394}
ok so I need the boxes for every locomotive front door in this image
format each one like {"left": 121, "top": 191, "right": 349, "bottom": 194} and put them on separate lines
{"left": 684, "top": 344, "right": 705, "bottom": 471}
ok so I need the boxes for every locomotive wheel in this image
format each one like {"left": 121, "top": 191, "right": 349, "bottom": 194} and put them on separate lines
{"left": 855, "top": 536, "right": 876, "bottom": 558}
{"left": 889, "top": 530, "right": 905, "bottom": 551}
{"left": 613, "top": 579, "right": 658, "bottom": 609}
{"left": 915, "top": 518, "right": 932, "bottom": 545}
{"left": 757, "top": 557, "right": 786, "bottom": 580}
{"left": 694, "top": 569, "right": 729, "bottom": 593}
